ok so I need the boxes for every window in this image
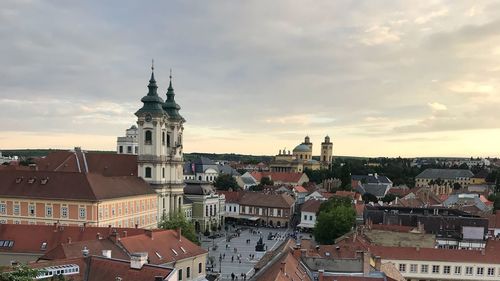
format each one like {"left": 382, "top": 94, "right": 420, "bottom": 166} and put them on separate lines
{"left": 198, "top": 262, "right": 202, "bottom": 273}
{"left": 46, "top": 206, "right": 52, "bottom": 217}
{"left": 0, "top": 204, "right": 5, "bottom": 214}
{"left": 488, "top": 267, "right": 495, "bottom": 276}
{"left": 29, "top": 204, "right": 35, "bottom": 216}
{"left": 79, "top": 208, "right": 86, "bottom": 219}
{"left": 179, "top": 269, "right": 183, "bottom": 281}
{"left": 145, "top": 167, "right": 152, "bottom": 178}
{"left": 477, "top": 267, "right": 484, "bottom": 275}
{"left": 309, "top": 215, "right": 313, "bottom": 220}
{"left": 210, "top": 205, "right": 213, "bottom": 216}
{"left": 13, "top": 204, "right": 19, "bottom": 216}
{"left": 162, "top": 168, "right": 165, "bottom": 178}
{"left": 410, "top": 264, "right": 417, "bottom": 273}
{"left": 167, "top": 134, "right": 171, "bottom": 147}
{"left": 304, "top": 215, "right": 307, "bottom": 220}
{"left": 465, "top": 266, "right": 473, "bottom": 275}
{"left": 145, "top": 130, "right": 152, "bottom": 145}
{"left": 119, "top": 146, "right": 123, "bottom": 153}
{"left": 454, "top": 266, "right": 461, "bottom": 275}
{"left": 432, "top": 265, "right": 440, "bottom": 274}
{"left": 205, "top": 206, "right": 208, "bottom": 216}
{"left": 162, "top": 132, "right": 165, "bottom": 145}
{"left": 443, "top": 266, "right": 450, "bottom": 274}
{"left": 127, "top": 146, "right": 132, "bottom": 153}
{"left": 399, "top": 264, "right": 406, "bottom": 273}
{"left": 135, "top": 147, "right": 138, "bottom": 154}
{"left": 187, "top": 267, "right": 191, "bottom": 278}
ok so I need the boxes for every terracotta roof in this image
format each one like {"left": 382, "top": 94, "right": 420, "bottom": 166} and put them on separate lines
{"left": 294, "top": 185, "right": 308, "bottom": 193}
{"left": 334, "top": 191, "right": 356, "bottom": 199}
{"left": 118, "top": 229, "right": 207, "bottom": 265}
{"left": 321, "top": 192, "right": 334, "bottom": 199}
{"left": 239, "top": 192, "right": 295, "bottom": 209}
{"left": 488, "top": 213, "right": 500, "bottom": 228}
{"left": 36, "top": 150, "right": 137, "bottom": 176}
{"left": 254, "top": 240, "right": 312, "bottom": 281}
{"left": 386, "top": 188, "right": 410, "bottom": 197}
{"left": 31, "top": 256, "right": 173, "bottom": 281}
{"left": 371, "top": 239, "right": 500, "bottom": 264}
{"left": 40, "top": 238, "right": 129, "bottom": 261}
{"left": 301, "top": 199, "right": 322, "bottom": 213}
{"left": 0, "top": 224, "right": 146, "bottom": 254}
{"left": 216, "top": 191, "right": 244, "bottom": 203}
{"left": 251, "top": 171, "right": 306, "bottom": 184}
{"left": 369, "top": 224, "right": 414, "bottom": 233}
{"left": 323, "top": 276, "right": 388, "bottom": 281}
{"left": 0, "top": 170, "right": 156, "bottom": 201}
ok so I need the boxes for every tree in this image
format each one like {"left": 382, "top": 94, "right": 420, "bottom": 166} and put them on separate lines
{"left": 214, "top": 174, "right": 239, "bottom": 191}
{"left": 318, "top": 196, "right": 353, "bottom": 213}
{"left": 0, "top": 264, "right": 40, "bottom": 281}
{"left": 158, "top": 212, "right": 199, "bottom": 244}
{"left": 260, "top": 176, "right": 274, "bottom": 187}
{"left": 362, "top": 193, "right": 378, "bottom": 203}
{"left": 381, "top": 193, "right": 397, "bottom": 203}
{"left": 313, "top": 204, "right": 356, "bottom": 244}
{"left": 339, "top": 163, "right": 351, "bottom": 190}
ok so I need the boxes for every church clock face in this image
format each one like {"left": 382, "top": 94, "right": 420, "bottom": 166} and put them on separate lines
{"left": 145, "top": 114, "right": 152, "bottom": 122}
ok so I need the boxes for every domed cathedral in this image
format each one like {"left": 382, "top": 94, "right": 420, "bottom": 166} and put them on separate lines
{"left": 135, "top": 64, "right": 185, "bottom": 220}
{"left": 270, "top": 136, "right": 333, "bottom": 173}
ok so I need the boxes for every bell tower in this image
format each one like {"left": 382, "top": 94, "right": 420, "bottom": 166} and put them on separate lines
{"left": 135, "top": 63, "right": 186, "bottom": 221}
{"left": 321, "top": 135, "right": 333, "bottom": 168}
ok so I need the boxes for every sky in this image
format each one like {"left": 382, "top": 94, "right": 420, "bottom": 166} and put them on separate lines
{"left": 1, "top": 1, "right": 500, "bottom": 157}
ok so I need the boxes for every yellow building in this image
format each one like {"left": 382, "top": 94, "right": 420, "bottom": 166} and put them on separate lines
{"left": 0, "top": 170, "right": 158, "bottom": 228}
{"left": 270, "top": 136, "right": 333, "bottom": 172}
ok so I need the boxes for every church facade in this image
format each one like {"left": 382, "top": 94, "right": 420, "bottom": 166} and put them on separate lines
{"left": 135, "top": 66, "right": 186, "bottom": 220}
{"left": 269, "top": 136, "right": 333, "bottom": 173}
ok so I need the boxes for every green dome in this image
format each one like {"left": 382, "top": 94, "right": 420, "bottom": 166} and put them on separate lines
{"left": 293, "top": 144, "right": 311, "bottom": 153}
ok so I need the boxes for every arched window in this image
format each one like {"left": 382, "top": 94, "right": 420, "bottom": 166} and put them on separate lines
{"left": 210, "top": 205, "right": 213, "bottom": 216}
{"left": 162, "top": 132, "right": 165, "bottom": 145}
{"left": 167, "top": 134, "right": 171, "bottom": 147}
{"left": 145, "top": 167, "right": 152, "bottom": 178}
{"left": 198, "top": 262, "right": 202, "bottom": 273}
{"left": 145, "top": 130, "right": 152, "bottom": 145}
{"left": 214, "top": 205, "right": 217, "bottom": 215}
{"left": 205, "top": 206, "right": 208, "bottom": 216}
{"left": 178, "top": 197, "right": 182, "bottom": 209}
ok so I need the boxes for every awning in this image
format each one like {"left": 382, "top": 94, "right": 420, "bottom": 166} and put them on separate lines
{"left": 239, "top": 215, "right": 260, "bottom": 221}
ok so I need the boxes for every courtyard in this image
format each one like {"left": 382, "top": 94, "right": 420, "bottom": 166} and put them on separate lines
{"left": 200, "top": 226, "right": 291, "bottom": 280}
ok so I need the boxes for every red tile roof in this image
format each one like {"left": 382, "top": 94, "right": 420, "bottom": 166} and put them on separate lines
{"left": 251, "top": 171, "right": 306, "bottom": 184}
{"left": 31, "top": 256, "right": 173, "bottom": 281}
{"left": 301, "top": 200, "right": 322, "bottom": 213}
{"left": 334, "top": 191, "right": 357, "bottom": 199}
{"left": 36, "top": 151, "right": 137, "bottom": 177}
{"left": 0, "top": 170, "right": 156, "bottom": 201}
{"left": 294, "top": 185, "right": 308, "bottom": 193}
{"left": 323, "top": 276, "right": 388, "bottom": 281}
{"left": 217, "top": 191, "right": 244, "bottom": 203}
{"left": 40, "top": 238, "right": 129, "bottom": 261}
{"left": 0, "top": 224, "right": 146, "bottom": 254}
{"left": 238, "top": 192, "right": 295, "bottom": 209}
{"left": 488, "top": 213, "right": 500, "bottom": 228}
{"left": 118, "top": 229, "right": 207, "bottom": 265}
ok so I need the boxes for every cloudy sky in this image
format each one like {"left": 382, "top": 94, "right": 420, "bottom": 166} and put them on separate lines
{"left": 1, "top": 0, "right": 500, "bottom": 157}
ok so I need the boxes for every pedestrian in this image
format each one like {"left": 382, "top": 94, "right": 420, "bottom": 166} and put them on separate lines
{"left": 244, "top": 273, "right": 247, "bottom": 281}
{"left": 231, "top": 256, "right": 234, "bottom": 262}
{"left": 234, "top": 247, "right": 237, "bottom": 253}
{"left": 223, "top": 253, "right": 225, "bottom": 259}
{"left": 239, "top": 259, "right": 241, "bottom": 264}
{"left": 231, "top": 273, "right": 235, "bottom": 281}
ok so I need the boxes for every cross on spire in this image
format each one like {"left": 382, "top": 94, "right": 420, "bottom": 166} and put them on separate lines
{"left": 151, "top": 59, "right": 155, "bottom": 71}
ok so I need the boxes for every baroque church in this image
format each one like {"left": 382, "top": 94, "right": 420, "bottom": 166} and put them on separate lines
{"left": 269, "top": 136, "right": 333, "bottom": 173}
{"left": 135, "top": 65, "right": 186, "bottom": 220}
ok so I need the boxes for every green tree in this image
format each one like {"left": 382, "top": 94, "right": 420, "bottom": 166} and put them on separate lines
{"left": 214, "top": 174, "right": 239, "bottom": 191}
{"left": 381, "top": 193, "right": 397, "bottom": 203}
{"left": 158, "top": 212, "right": 199, "bottom": 244}
{"left": 260, "top": 176, "right": 274, "bottom": 186}
{"left": 0, "top": 264, "right": 40, "bottom": 281}
{"left": 318, "top": 196, "right": 353, "bottom": 213}
{"left": 313, "top": 204, "right": 356, "bottom": 244}
{"left": 362, "top": 193, "right": 378, "bottom": 203}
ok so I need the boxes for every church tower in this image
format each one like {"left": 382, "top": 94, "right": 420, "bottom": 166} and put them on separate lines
{"left": 321, "top": 135, "right": 333, "bottom": 167}
{"left": 303, "top": 135, "right": 313, "bottom": 151}
{"left": 135, "top": 64, "right": 185, "bottom": 221}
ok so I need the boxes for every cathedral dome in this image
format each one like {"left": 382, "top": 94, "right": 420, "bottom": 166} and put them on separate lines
{"left": 293, "top": 144, "right": 312, "bottom": 153}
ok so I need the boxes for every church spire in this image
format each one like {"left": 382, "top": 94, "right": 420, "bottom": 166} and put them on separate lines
{"left": 135, "top": 61, "right": 165, "bottom": 117}
{"left": 163, "top": 68, "right": 184, "bottom": 121}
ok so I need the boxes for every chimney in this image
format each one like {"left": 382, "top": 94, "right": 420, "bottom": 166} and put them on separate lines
{"left": 67, "top": 237, "right": 72, "bottom": 244}
{"left": 82, "top": 247, "right": 89, "bottom": 257}
{"left": 362, "top": 252, "right": 371, "bottom": 276}
{"left": 102, "top": 250, "right": 112, "bottom": 258}
{"left": 318, "top": 269, "right": 324, "bottom": 281}
{"left": 280, "top": 261, "right": 286, "bottom": 273}
{"left": 145, "top": 229, "right": 153, "bottom": 239}
{"left": 177, "top": 228, "right": 182, "bottom": 241}
{"left": 130, "top": 252, "right": 148, "bottom": 269}
{"left": 96, "top": 233, "right": 102, "bottom": 240}
{"left": 110, "top": 230, "right": 120, "bottom": 243}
